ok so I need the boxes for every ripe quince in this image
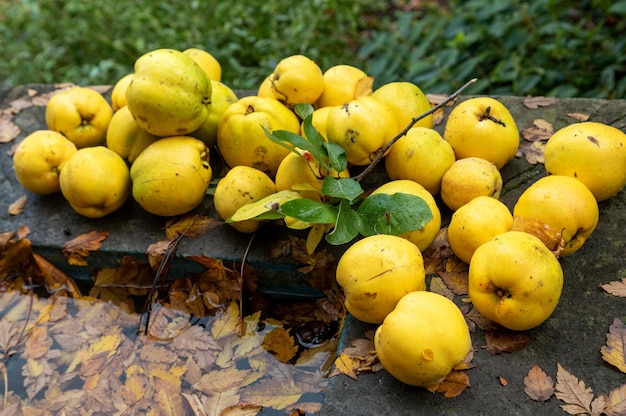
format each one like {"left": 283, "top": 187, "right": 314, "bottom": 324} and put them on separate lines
{"left": 126, "top": 49, "right": 212, "bottom": 137}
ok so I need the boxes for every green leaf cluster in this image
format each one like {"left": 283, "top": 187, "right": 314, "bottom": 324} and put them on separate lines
{"left": 230, "top": 104, "right": 433, "bottom": 246}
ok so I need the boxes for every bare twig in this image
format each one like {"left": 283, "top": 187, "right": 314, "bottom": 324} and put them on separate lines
{"left": 353, "top": 78, "right": 477, "bottom": 183}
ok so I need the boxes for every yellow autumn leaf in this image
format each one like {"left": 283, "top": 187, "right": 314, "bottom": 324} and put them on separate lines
{"left": 228, "top": 190, "right": 301, "bottom": 222}
{"left": 211, "top": 301, "right": 241, "bottom": 339}
{"left": 329, "top": 353, "right": 357, "bottom": 380}
{"left": 89, "top": 333, "right": 122, "bottom": 359}
{"left": 262, "top": 327, "right": 298, "bottom": 363}
{"left": 150, "top": 365, "right": 187, "bottom": 387}
{"left": 600, "top": 318, "right": 626, "bottom": 373}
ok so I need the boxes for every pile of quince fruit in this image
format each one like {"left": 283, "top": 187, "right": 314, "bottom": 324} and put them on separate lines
{"left": 11, "top": 47, "right": 626, "bottom": 389}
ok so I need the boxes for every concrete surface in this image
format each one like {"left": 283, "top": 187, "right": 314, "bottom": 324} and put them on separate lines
{"left": 1, "top": 84, "right": 625, "bottom": 415}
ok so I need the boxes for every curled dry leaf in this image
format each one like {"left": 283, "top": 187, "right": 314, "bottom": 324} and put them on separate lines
{"left": 8, "top": 194, "right": 27, "bottom": 216}
{"left": 523, "top": 364, "right": 555, "bottom": 402}
{"left": 62, "top": 230, "right": 109, "bottom": 266}
{"left": 567, "top": 113, "right": 590, "bottom": 122}
{"left": 426, "top": 370, "right": 471, "bottom": 398}
{"left": 427, "top": 93, "right": 457, "bottom": 106}
{"left": 601, "top": 278, "right": 626, "bottom": 298}
{"left": 600, "top": 318, "right": 626, "bottom": 373}
{"left": 483, "top": 330, "right": 535, "bottom": 355}
{"left": 523, "top": 96, "right": 559, "bottom": 109}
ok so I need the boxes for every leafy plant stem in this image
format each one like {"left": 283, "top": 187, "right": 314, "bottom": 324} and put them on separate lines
{"left": 353, "top": 78, "right": 478, "bottom": 183}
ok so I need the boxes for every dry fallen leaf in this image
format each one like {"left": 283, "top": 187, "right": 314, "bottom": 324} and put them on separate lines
{"left": 601, "top": 384, "right": 626, "bottom": 416}
{"left": 555, "top": 363, "right": 606, "bottom": 416}
{"left": 567, "top": 113, "right": 590, "bottom": 122}
{"left": 499, "top": 376, "right": 508, "bottom": 387}
{"left": 601, "top": 278, "right": 626, "bottom": 298}
{"left": 437, "top": 270, "right": 469, "bottom": 296}
{"left": 0, "top": 117, "right": 21, "bottom": 143}
{"left": 523, "top": 364, "right": 555, "bottom": 402}
{"left": 521, "top": 119, "right": 554, "bottom": 142}
{"left": 523, "top": 96, "right": 559, "bottom": 109}
{"left": 329, "top": 330, "right": 381, "bottom": 380}
{"left": 516, "top": 140, "right": 546, "bottom": 164}
{"left": 62, "top": 230, "right": 109, "bottom": 266}
{"left": 429, "top": 370, "right": 471, "bottom": 398}
{"left": 8, "top": 194, "right": 27, "bottom": 216}
{"left": 165, "top": 214, "right": 222, "bottom": 240}
{"left": 511, "top": 216, "right": 565, "bottom": 256}
{"left": 427, "top": 93, "right": 457, "bottom": 106}
{"left": 600, "top": 318, "right": 626, "bottom": 373}
{"left": 461, "top": 304, "right": 496, "bottom": 332}
{"left": 429, "top": 276, "right": 455, "bottom": 300}
{"left": 262, "top": 327, "right": 299, "bottom": 363}
{"left": 483, "top": 330, "right": 535, "bottom": 355}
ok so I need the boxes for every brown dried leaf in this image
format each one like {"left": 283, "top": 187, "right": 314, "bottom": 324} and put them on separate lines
{"left": 62, "top": 230, "right": 109, "bottom": 266}
{"left": 427, "top": 93, "right": 457, "bottom": 106}
{"left": 516, "top": 140, "right": 546, "bottom": 164}
{"left": 262, "top": 327, "right": 299, "bottom": 363}
{"left": 165, "top": 214, "right": 222, "bottom": 240}
{"left": 432, "top": 370, "right": 471, "bottom": 398}
{"left": 499, "top": 376, "right": 508, "bottom": 386}
{"left": 437, "top": 270, "right": 469, "bottom": 296}
{"left": 511, "top": 216, "right": 565, "bottom": 256}
{"left": 0, "top": 117, "right": 20, "bottom": 143}
{"left": 432, "top": 107, "right": 445, "bottom": 126}
{"left": 8, "top": 194, "right": 27, "bottom": 216}
{"left": 602, "top": 384, "right": 626, "bottom": 416}
{"left": 555, "top": 363, "right": 597, "bottom": 415}
{"left": 22, "top": 325, "right": 51, "bottom": 360}
{"left": 523, "top": 96, "right": 559, "bottom": 109}
{"left": 521, "top": 119, "right": 554, "bottom": 142}
{"left": 483, "top": 330, "right": 535, "bottom": 355}
{"left": 600, "top": 318, "right": 626, "bottom": 373}
{"left": 429, "top": 276, "right": 455, "bottom": 300}
{"left": 524, "top": 364, "right": 555, "bottom": 402}
{"left": 568, "top": 113, "right": 590, "bottom": 122}
{"left": 147, "top": 239, "right": 173, "bottom": 271}
{"left": 461, "top": 304, "right": 496, "bottom": 332}
{"left": 33, "top": 252, "right": 82, "bottom": 298}
{"left": 601, "top": 278, "right": 626, "bottom": 298}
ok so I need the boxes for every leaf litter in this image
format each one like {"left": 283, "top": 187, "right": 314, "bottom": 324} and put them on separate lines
{"left": 0, "top": 229, "right": 343, "bottom": 415}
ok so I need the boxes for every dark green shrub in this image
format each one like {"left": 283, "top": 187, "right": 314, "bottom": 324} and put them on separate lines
{"left": 0, "top": 0, "right": 384, "bottom": 89}
{"left": 359, "top": 0, "right": 626, "bottom": 98}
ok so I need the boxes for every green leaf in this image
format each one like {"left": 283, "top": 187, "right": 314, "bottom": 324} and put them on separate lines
{"left": 357, "top": 193, "right": 432, "bottom": 237}
{"left": 279, "top": 198, "right": 338, "bottom": 224}
{"left": 294, "top": 103, "right": 315, "bottom": 119}
{"left": 323, "top": 141, "right": 348, "bottom": 172}
{"left": 326, "top": 199, "right": 361, "bottom": 245}
{"left": 321, "top": 176, "right": 364, "bottom": 202}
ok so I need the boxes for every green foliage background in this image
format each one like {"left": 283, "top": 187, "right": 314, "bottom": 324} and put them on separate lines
{"left": 1, "top": 0, "right": 625, "bottom": 98}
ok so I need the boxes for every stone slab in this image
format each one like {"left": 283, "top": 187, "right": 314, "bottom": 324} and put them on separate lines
{"left": 2, "top": 84, "right": 626, "bottom": 415}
